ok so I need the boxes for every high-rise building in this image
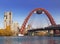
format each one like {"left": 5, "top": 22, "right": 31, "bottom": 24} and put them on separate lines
{"left": 4, "top": 12, "right": 12, "bottom": 28}
{"left": 4, "top": 11, "right": 19, "bottom": 36}
{"left": 11, "top": 22, "right": 19, "bottom": 36}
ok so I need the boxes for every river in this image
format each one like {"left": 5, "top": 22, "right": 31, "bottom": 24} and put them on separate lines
{"left": 0, "top": 36, "right": 60, "bottom": 44}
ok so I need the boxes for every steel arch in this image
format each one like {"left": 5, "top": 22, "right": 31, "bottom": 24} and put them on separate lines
{"left": 20, "top": 8, "right": 56, "bottom": 34}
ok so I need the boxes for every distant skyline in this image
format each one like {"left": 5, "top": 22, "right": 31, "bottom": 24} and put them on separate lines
{"left": 0, "top": 0, "right": 60, "bottom": 28}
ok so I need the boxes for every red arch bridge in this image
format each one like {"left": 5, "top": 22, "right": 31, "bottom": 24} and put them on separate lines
{"left": 19, "top": 8, "right": 60, "bottom": 36}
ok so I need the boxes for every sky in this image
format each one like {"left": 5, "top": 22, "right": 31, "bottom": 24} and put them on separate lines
{"left": 0, "top": 0, "right": 60, "bottom": 28}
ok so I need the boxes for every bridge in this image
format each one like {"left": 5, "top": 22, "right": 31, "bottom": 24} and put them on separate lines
{"left": 27, "top": 25, "right": 60, "bottom": 36}
{"left": 19, "top": 8, "right": 60, "bottom": 36}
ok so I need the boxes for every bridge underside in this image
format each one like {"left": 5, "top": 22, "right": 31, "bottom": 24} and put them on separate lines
{"left": 26, "top": 25, "right": 60, "bottom": 36}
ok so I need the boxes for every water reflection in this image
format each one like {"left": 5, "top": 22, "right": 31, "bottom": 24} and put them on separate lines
{"left": 0, "top": 36, "right": 60, "bottom": 44}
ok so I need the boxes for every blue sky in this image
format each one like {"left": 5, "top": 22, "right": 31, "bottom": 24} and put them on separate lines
{"left": 0, "top": 0, "right": 60, "bottom": 28}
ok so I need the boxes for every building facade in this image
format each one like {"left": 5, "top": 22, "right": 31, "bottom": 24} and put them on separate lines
{"left": 4, "top": 12, "right": 12, "bottom": 28}
{"left": 11, "top": 22, "right": 19, "bottom": 36}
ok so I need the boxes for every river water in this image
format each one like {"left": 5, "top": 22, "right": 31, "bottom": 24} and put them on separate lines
{"left": 0, "top": 36, "right": 60, "bottom": 44}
